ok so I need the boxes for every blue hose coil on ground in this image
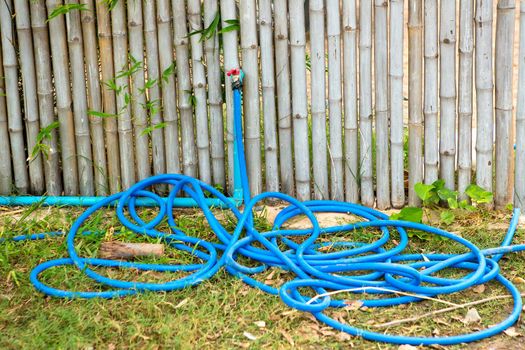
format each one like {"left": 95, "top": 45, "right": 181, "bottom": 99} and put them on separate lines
{"left": 3, "top": 74, "right": 525, "bottom": 345}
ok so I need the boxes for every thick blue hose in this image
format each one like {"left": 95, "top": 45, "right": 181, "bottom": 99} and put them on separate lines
{"left": 2, "top": 77, "right": 525, "bottom": 345}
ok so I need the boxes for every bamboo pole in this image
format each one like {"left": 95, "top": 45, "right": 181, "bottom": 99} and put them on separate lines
{"left": 65, "top": 0, "right": 94, "bottom": 196}
{"left": 204, "top": 0, "right": 226, "bottom": 188}
{"left": 374, "top": 0, "right": 390, "bottom": 209}
{"left": 495, "top": 0, "right": 516, "bottom": 208}
{"left": 516, "top": 0, "right": 525, "bottom": 210}
{"left": 259, "top": 0, "right": 280, "bottom": 193}
{"left": 144, "top": 0, "right": 166, "bottom": 185}
{"left": 127, "top": 0, "right": 150, "bottom": 182}
{"left": 439, "top": 0, "right": 457, "bottom": 190}
{"left": 408, "top": 0, "right": 424, "bottom": 206}
{"left": 390, "top": 0, "right": 404, "bottom": 208}
{"left": 46, "top": 0, "right": 79, "bottom": 195}
{"left": 95, "top": 0, "right": 120, "bottom": 193}
{"left": 458, "top": 0, "right": 474, "bottom": 199}
{"left": 172, "top": 0, "right": 197, "bottom": 179}
{"left": 14, "top": 0, "right": 45, "bottom": 194}
{"left": 187, "top": 0, "right": 211, "bottom": 184}
{"left": 359, "top": 0, "right": 374, "bottom": 206}
{"left": 240, "top": 0, "right": 263, "bottom": 195}
{"left": 424, "top": 0, "right": 439, "bottom": 185}
{"left": 219, "top": 0, "right": 240, "bottom": 194}
{"left": 274, "top": 0, "right": 295, "bottom": 196}
{"left": 0, "top": 32, "right": 12, "bottom": 194}
{"left": 343, "top": 0, "right": 359, "bottom": 203}
{"left": 80, "top": 0, "right": 108, "bottom": 195}
{"left": 112, "top": 1, "right": 136, "bottom": 189}
{"left": 475, "top": 0, "right": 494, "bottom": 194}
{"left": 327, "top": 0, "right": 344, "bottom": 202}
{"left": 309, "top": 0, "right": 328, "bottom": 200}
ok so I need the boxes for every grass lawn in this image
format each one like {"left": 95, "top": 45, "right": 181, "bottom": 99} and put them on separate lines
{"left": 1, "top": 204, "right": 524, "bottom": 349}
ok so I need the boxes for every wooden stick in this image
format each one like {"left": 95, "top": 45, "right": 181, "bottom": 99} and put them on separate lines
{"left": 240, "top": 0, "right": 263, "bottom": 195}
{"left": 1, "top": 0, "right": 29, "bottom": 194}
{"left": 327, "top": 0, "right": 344, "bottom": 202}
{"left": 495, "top": 0, "right": 517, "bottom": 208}
{"left": 219, "top": 0, "right": 241, "bottom": 194}
{"left": 80, "top": 0, "right": 108, "bottom": 195}
{"left": 374, "top": 0, "right": 390, "bottom": 209}
{"left": 423, "top": 0, "right": 439, "bottom": 185}
{"left": 408, "top": 0, "right": 424, "bottom": 206}
{"left": 343, "top": 0, "right": 358, "bottom": 203}
{"left": 95, "top": 0, "right": 120, "bottom": 193}
{"left": 458, "top": 0, "right": 475, "bottom": 200}
{"left": 99, "top": 242, "right": 164, "bottom": 260}
{"left": 46, "top": 0, "right": 79, "bottom": 195}
{"left": 14, "top": 0, "right": 45, "bottom": 194}
{"left": 475, "top": 0, "right": 495, "bottom": 195}
{"left": 439, "top": 0, "right": 457, "bottom": 190}
{"left": 173, "top": 0, "right": 197, "bottom": 180}
{"left": 274, "top": 0, "right": 295, "bottom": 196}
{"left": 259, "top": 0, "right": 279, "bottom": 194}
{"left": 0, "top": 24, "right": 12, "bottom": 194}
{"left": 516, "top": 0, "right": 525, "bottom": 210}
{"left": 309, "top": 0, "right": 328, "bottom": 200}
{"left": 66, "top": 0, "right": 94, "bottom": 196}
{"left": 204, "top": 0, "right": 226, "bottom": 189}
{"left": 390, "top": 0, "right": 405, "bottom": 208}
{"left": 359, "top": 0, "right": 374, "bottom": 207}
{"left": 127, "top": 0, "right": 150, "bottom": 182}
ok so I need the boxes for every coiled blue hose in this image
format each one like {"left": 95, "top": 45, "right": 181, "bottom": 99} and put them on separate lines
{"left": 2, "top": 73, "right": 525, "bottom": 346}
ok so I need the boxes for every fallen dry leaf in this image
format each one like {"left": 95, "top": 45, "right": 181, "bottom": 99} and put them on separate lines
{"left": 344, "top": 300, "right": 364, "bottom": 310}
{"left": 504, "top": 327, "right": 522, "bottom": 337}
{"left": 254, "top": 320, "right": 266, "bottom": 328}
{"left": 398, "top": 345, "right": 418, "bottom": 350}
{"left": 243, "top": 331, "right": 257, "bottom": 341}
{"left": 463, "top": 308, "right": 481, "bottom": 324}
{"left": 513, "top": 276, "right": 525, "bottom": 284}
{"left": 472, "top": 284, "right": 486, "bottom": 293}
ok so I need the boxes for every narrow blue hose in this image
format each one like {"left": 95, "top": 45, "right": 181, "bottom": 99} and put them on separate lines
{"left": 2, "top": 74, "right": 525, "bottom": 346}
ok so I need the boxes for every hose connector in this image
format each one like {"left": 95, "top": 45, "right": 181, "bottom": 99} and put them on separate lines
{"left": 227, "top": 68, "right": 244, "bottom": 90}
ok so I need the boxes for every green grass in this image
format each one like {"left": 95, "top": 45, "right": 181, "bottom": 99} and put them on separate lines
{"left": 1, "top": 205, "right": 524, "bottom": 349}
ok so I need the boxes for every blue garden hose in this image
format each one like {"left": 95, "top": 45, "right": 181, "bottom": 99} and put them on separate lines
{"left": 2, "top": 69, "right": 525, "bottom": 346}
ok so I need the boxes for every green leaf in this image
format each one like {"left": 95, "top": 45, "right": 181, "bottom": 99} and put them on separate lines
{"left": 87, "top": 110, "right": 116, "bottom": 119}
{"left": 390, "top": 207, "right": 423, "bottom": 223}
{"left": 47, "top": 3, "right": 89, "bottom": 22}
{"left": 447, "top": 197, "right": 459, "bottom": 210}
{"left": 414, "top": 182, "right": 437, "bottom": 203}
{"left": 432, "top": 179, "right": 446, "bottom": 191}
{"left": 465, "top": 184, "right": 493, "bottom": 204}
{"left": 440, "top": 210, "right": 455, "bottom": 225}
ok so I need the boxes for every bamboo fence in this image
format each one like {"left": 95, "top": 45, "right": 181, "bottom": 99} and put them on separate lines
{"left": 0, "top": 1, "right": 523, "bottom": 211}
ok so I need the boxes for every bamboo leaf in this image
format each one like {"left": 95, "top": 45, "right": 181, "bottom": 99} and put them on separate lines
{"left": 47, "top": 3, "right": 89, "bottom": 22}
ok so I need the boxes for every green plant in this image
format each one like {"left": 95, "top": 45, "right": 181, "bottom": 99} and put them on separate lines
{"left": 28, "top": 122, "right": 60, "bottom": 162}
{"left": 47, "top": 3, "right": 88, "bottom": 22}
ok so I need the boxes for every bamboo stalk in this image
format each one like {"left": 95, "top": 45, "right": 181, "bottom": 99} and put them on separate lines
{"left": 259, "top": 0, "right": 280, "bottom": 193}
{"left": 112, "top": 1, "right": 135, "bottom": 189}
{"left": 172, "top": 0, "right": 197, "bottom": 179}
{"left": 475, "top": 0, "right": 495, "bottom": 194}
{"left": 80, "top": 0, "right": 108, "bottom": 195}
{"left": 408, "top": 0, "right": 424, "bottom": 206}
{"left": 127, "top": 0, "right": 150, "bottom": 182}
{"left": 359, "top": 0, "right": 374, "bottom": 206}
{"left": 187, "top": 0, "right": 211, "bottom": 184}
{"left": 327, "top": 0, "right": 344, "bottom": 202}
{"left": 219, "top": 0, "right": 240, "bottom": 194}
{"left": 0, "top": 31, "right": 12, "bottom": 194}
{"left": 46, "top": 0, "right": 79, "bottom": 195}
{"left": 143, "top": 0, "right": 166, "bottom": 192}
{"left": 309, "top": 0, "right": 328, "bottom": 200}
{"left": 204, "top": 0, "right": 226, "bottom": 189}
{"left": 95, "top": 0, "right": 120, "bottom": 193}
{"left": 495, "top": 0, "right": 516, "bottom": 208}
{"left": 65, "top": 0, "right": 94, "bottom": 196}
{"left": 390, "top": 0, "right": 404, "bottom": 208}
{"left": 374, "top": 0, "right": 390, "bottom": 209}
{"left": 439, "top": 0, "right": 457, "bottom": 190}
{"left": 458, "top": 0, "right": 474, "bottom": 199}
{"left": 424, "top": 0, "right": 439, "bottom": 185}
{"left": 515, "top": 0, "right": 525, "bottom": 210}
{"left": 14, "top": 0, "right": 45, "bottom": 194}
{"left": 240, "top": 0, "right": 263, "bottom": 195}
{"left": 343, "top": 0, "right": 358, "bottom": 203}
{"left": 274, "top": 0, "right": 295, "bottom": 196}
